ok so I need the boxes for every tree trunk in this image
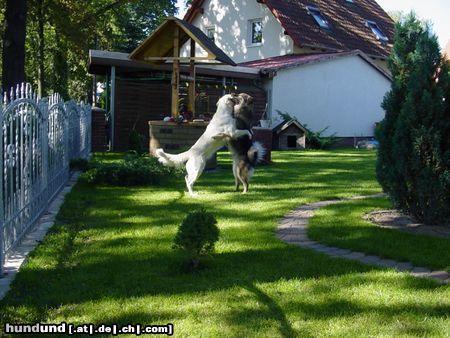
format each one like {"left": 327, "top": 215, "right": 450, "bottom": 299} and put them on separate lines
{"left": 37, "top": 0, "right": 45, "bottom": 97}
{"left": 1, "top": 0, "right": 27, "bottom": 94}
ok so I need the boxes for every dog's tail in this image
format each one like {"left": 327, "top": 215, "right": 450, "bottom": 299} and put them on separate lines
{"left": 155, "top": 148, "right": 190, "bottom": 167}
{"left": 247, "top": 141, "right": 266, "bottom": 166}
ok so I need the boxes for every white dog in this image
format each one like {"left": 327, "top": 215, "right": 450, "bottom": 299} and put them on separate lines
{"left": 155, "top": 94, "right": 251, "bottom": 196}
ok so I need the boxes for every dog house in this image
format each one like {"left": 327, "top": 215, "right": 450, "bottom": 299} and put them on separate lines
{"left": 272, "top": 119, "right": 307, "bottom": 150}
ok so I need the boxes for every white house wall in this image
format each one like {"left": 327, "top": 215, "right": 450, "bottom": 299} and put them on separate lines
{"left": 183, "top": 0, "right": 295, "bottom": 63}
{"left": 270, "top": 55, "right": 391, "bottom": 137}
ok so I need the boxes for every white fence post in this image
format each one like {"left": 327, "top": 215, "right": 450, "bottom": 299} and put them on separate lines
{"left": 0, "top": 92, "right": 4, "bottom": 276}
{"left": 0, "top": 83, "right": 91, "bottom": 275}
{"left": 40, "top": 96, "right": 49, "bottom": 203}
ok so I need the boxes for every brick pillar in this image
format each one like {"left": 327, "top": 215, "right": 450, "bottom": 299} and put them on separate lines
{"left": 91, "top": 107, "right": 107, "bottom": 152}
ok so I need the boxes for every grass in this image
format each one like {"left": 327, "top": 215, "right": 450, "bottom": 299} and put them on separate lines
{"left": 308, "top": 197, "right": 450, "bottom": 273}
{"left": 1, "top": 149, "right": 449, "bottom": 337}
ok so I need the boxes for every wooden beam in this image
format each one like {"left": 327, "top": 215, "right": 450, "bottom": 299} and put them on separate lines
{"left": 189, "top": 39, "right": 196, "bottom": 117}
{"left": 171, "top": 25, "right": 180, "bottom": 118}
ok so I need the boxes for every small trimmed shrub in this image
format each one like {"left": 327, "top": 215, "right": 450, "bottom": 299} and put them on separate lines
{"left": 173, "top": 209, "right": 219, "bottom": 270}
{"left": 82, "top": 153, "right": 183, "bottom": 186}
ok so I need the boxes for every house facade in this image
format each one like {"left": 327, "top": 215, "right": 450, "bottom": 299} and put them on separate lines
{"left": 184, "top": 0, "right": 395, "bottom": 141}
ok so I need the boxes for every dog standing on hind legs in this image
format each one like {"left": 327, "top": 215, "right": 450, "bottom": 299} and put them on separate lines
{"left": 228, "top": 135, "right": 265, "bottom": 193}
{"left": 155, "top": 94, "right": 252, "bottom": 196}
{"left": 214, "top": 93, "right": 266, "bottom": 193}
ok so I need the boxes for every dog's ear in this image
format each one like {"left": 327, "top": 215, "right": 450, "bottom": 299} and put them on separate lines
{"left": 239, "top": 93, "right": 254, "bottom": 105}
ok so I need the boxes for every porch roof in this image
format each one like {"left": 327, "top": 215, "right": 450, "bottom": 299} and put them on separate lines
{"left": 88, "top": 50, "right": 261, "bottom": 80}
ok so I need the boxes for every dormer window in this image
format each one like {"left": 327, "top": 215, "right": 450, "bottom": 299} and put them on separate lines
{"left": 306, "top": 5, "right": 330, "bottom": 30}
{"left": 366, "top": 20, "right": 388, "bottom": 42}
{"left": 206, "top": 26, "right": 215, "bottom": 42}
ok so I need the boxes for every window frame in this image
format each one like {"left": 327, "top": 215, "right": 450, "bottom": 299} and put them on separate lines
{"left": 366, "top": 20, "right": 389, "bottom": 42}
{"left": 248, "top": 18, "right": 263, "bottom": 46}
{"left": 205, "top": 26, "right": 216, "bottom": 43}
{"left": 306, "top": 5, "right": 331, "bottom": 30}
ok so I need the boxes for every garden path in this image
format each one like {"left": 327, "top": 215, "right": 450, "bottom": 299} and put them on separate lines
{"left": 276, "top": 194, "right": 450, "bottom": 285}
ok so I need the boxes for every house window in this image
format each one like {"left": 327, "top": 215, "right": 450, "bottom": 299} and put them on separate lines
{"left": 249, "top": 19, "right": 263, "bottom": 45}
{"left": 346, "top": 0, "right": 354, "bottom": 3}
{"left": 306, "top": 5, "right": 330, "bottom": 30}
{"left": 366, "top": 20, "right": 389, "bottom": 42}
{"left": 206, "top": 27, "right": 215, "bottom": 42}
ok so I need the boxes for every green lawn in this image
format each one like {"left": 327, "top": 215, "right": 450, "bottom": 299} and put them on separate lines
{"left": 1, "top": 150, "right": 449, "bottom": 337}
{"left": 308, "top": 197, "right": 450, "bottom": 273}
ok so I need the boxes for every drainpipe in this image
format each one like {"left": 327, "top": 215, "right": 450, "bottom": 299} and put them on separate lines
{"left": 110, "top": 66, "right": 116, "bottom": 150}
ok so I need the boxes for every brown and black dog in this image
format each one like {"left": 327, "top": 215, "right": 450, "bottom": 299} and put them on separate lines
{"left": 215, "top": 93, "right": 265, "bottom": 193}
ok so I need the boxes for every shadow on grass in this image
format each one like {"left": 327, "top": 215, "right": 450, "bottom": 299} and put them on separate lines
{"left": 1, "top": 150, "right": 447, "bottom": 336}
{"left": 3, "top": 240, "right": 448, "bottom": 324}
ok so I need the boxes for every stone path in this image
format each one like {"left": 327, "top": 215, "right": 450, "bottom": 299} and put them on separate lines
{"left": 276, "top": 194, "right": 450, "bottom": 285}
{"left": 0, "top": 172, "right": 81, "bottom": 300}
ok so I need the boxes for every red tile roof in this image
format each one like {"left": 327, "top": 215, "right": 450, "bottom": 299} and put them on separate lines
{"left": 239, "top": 50, "right": 392, "bottom": 80}
{"left": 444, "top": 40, "right": 450, "bottom": 60}
{"left": 185, "top": 0, "right": 394, "bottom": 59}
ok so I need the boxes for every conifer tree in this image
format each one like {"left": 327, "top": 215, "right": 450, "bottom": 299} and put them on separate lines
{"left": 377, "top": 14, "right": 450, "bottom": 225}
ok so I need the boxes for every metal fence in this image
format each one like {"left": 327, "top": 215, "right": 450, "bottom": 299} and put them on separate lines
{"left": 0, "top": 83, "right": 91, "bottom": 274}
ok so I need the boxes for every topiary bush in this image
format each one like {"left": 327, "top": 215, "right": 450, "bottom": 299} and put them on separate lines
{"left": 376, "top": 14, "right": 450, "bottom": 225}
{"left": 82, "top": 153, "right": 184, "bottom": 186}
{"left": 173, "top": 209, "right": 219, "bottom": 270}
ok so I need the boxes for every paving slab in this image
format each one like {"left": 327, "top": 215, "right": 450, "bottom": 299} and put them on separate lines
{"left": 411, "top": 267, "right": 431, "bottom": 274}
{"left": 425, "top": 271, "right": 450, "bottom": 281}
{"left": 331, "top": 248, "right": 353, "bottom": 256}
{"left": 342, "top": 252, "right": 366, "bottom": 260}
{"left": 361, "top": 256, "right": 382, "bottom": 266}
{"left": 394, "top": 262, "right": 414, "bottom": 272}
{"left": 375, "top": 259, "right": 399, "bottom": 268}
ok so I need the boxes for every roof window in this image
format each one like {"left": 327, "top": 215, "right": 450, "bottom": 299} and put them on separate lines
{"left": 206, "top": 26, "right": 215, "bottom": 42}
{"left": 366, "top": 20, "right": 388, "bottom": 42}
{"left": 306, "top": 5, "right": 330, "bottom": 30}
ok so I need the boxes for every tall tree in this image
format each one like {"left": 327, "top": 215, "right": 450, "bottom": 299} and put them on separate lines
{"left": 23, "top": 0, "right": 177, "bottom": 101}
{"left": 2, "top": 0, "right": 27, "bottom": 93}
{"left": 376, "top": 14, "right": 450, "bottom": 225}
{"left": 36, "top": 0, "right": 45, "bottom": 97}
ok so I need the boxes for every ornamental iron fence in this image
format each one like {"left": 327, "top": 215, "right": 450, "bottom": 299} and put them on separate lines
{"left": 0, "top": 84, "right": 91, "bottom": 275}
